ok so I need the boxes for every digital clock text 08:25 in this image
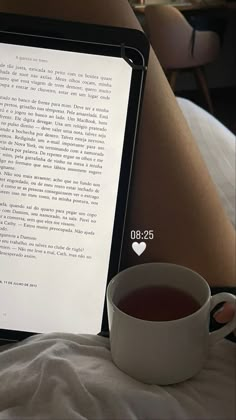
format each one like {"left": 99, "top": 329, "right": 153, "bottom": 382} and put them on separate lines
{"left": 130, "top": 230, "right": 154, "bottom": 240}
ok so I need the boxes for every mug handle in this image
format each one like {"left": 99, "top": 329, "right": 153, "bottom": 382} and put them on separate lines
{"left": 209, "top": 292, "right": 236, "bottom": 345}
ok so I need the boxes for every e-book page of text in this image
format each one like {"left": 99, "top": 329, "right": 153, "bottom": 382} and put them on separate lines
{"left": 0, "top": 42, "right": 132, "bottom": 334}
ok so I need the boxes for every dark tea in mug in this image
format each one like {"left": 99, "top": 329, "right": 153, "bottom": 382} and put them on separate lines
{"left": 117, "top": 285, "right": 201, "bottom": 321}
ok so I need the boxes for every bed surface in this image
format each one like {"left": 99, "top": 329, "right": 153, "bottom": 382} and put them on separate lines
{"left": 177, "top": 97, "right": 235, "bottom": 228}
{"left": 0, "top": 333, "right": 235, "bottom": 419}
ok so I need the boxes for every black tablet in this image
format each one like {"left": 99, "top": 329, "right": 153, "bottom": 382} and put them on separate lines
{"left": 0, "top": 13, "right": 149, "bottom": 341}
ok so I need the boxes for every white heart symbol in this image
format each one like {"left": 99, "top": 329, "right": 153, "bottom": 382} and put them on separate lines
{"left": 132, "top": 241, "right": 147, "bottom": 256}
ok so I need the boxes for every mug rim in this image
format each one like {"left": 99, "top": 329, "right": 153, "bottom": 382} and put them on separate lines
{"left": 107, "top": 262, "right": 211, "bottom": 325}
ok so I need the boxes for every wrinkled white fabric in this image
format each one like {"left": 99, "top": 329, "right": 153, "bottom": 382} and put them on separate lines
{"left": 0, "top": 333, "right": 235, "bottom": 420}
{"left": 177, "top": 97, "right": 235, "bottom": 227}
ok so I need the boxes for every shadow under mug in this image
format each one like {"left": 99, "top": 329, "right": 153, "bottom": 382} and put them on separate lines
{"left": 106, "top": 263, "right": 236, "bottom": 385}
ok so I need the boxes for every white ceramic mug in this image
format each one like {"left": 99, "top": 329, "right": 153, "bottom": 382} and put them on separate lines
{"left": 106, "top": 263, "right": 236, "bottom": 385}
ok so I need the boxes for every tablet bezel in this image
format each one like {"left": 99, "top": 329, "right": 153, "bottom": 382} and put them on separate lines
{"left": 0, "top": 13, "right": 149, "bottom": 341}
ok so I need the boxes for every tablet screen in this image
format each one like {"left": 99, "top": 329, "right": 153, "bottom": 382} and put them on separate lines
{"left": 0, "top": 41, "right": 132, "bottom": 334}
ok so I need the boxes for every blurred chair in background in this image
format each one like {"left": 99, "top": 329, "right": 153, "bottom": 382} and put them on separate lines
{"left": 145, "top": 5, "right": 221, "bottom": 114}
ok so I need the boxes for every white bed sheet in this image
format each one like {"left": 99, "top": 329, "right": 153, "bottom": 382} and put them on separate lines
{"left": 0, "top": 333, "right": 235, "bottom": 420}
{"left": 177, "top": 97, "right": 235, "bottom": 227}
{"left": 0, "top": 98, "right": 235, "bottom": 419}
